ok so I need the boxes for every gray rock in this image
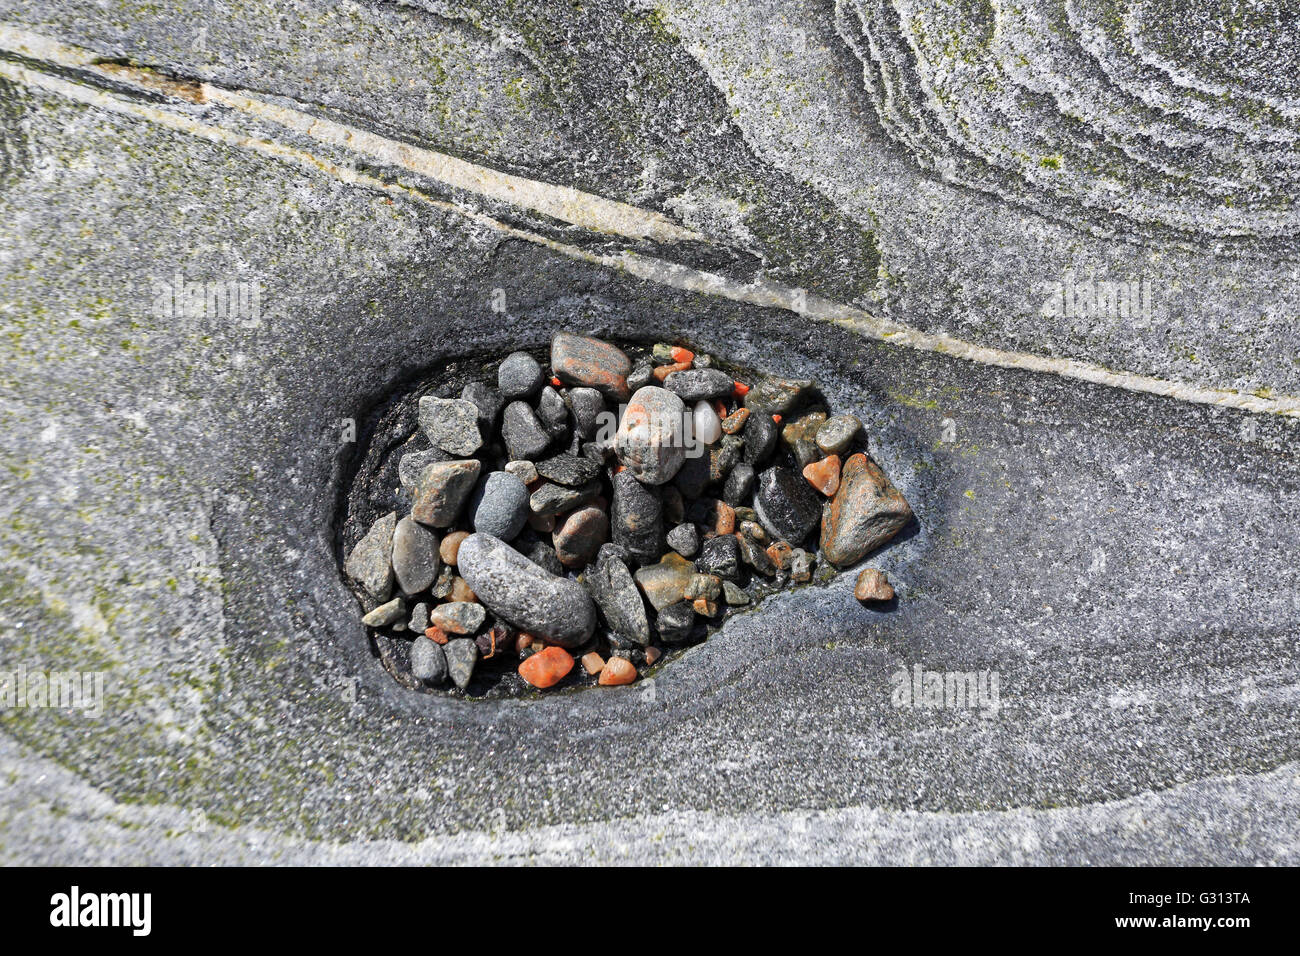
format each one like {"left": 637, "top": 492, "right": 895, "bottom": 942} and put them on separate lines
{"left": 430, "top": 601, "right": 487, "bottom": 635}
{"left": 444, "top": 639, "right": 478, "bottom": 690}
{"left": 724, "top": 461, "right": 755, "bottom": 505}
{"left": 504, "top": 459, "right": 538, "bottom": 484}
{"left": 737, "top": 532, "right": 776, "bottom": 576}
{"left": 397, "top": 447, "right": 451, "bottom": 491}
{"left": 663, "top": 367, "right": 733, "bottom": 401}
{"left": 615, "top": 386, "right": 687, "bottom": 485}
{"left": 536, "top": 452, "right": 601, "bottom": 487}
{"left": 655, "top": 601, "right": 696, "bottom": 644}
{"left": 743, "top": 412, "right": 780, "bottom": 465}
{"left": 582, "top": 548, "right": 651, "bottom": 646}
{"left": 392, "top": 516, "right": 439, "bottom": 595}
{"left": 430, "top": 564, "right": 456, "bottom": 600}
{"left": 344, "top": 511, "right": 396, "bottom": 604}
{"left": 469, "top": 470, "right": 530, "bottom": 541}
{"left": 820, "top": 453, "right": 914, "bottom": 567}
{"left": 815, "top": 414, "right": 862, "bottom": 455}
{"left": 754, "top": 466, "right": 821, "bottom": 544}
{"left": 696, "top": 534, "right": 742, "bottom": 581}
{"left": 723, "top": 580, "right": 751, "bottom": 606}
{"left": 709, "top": 434, "right": 745, "bottom": 482}
{"left": 361, "top": 596, "right": 406, "bottom": 627}
{"left": 744, "top": 377, "right": 813, "bottom": 414}
{"left": 537, "top": 385, "right": 569, "bottom": 438}
{"left": 417, "top": 396, "right": 483, "bottom": 456}
{"left": 627, "top": 361, "right": 653, "bottom": 393}
{"left": 456, "top": 533, "right": 597, "bottom": 647}
{"left": 566, "top": 386, "right": 606, "bottom": 439}
{"left": 501, "top": 400, "right": 552, "bottom": 461}
{"left": 411, "top": 459, "right": 481, "bottom": 527}
{"left": 530, "top": 479, "right": 601, "bottom": 516}
{"left": 497, "top": 351, "right": 544, "bottom": 399}
{"left": 407, "top": 602, "right": 430, "bottom": 632}
{"left": 461, "top": 381, "right": 504, "bottom": 433}
{"left": 610, "top": 470, "right": 664, "bottom": 564}
{"left": 524, "top": 539, "right": 565, "bottom": 576}
{"left": 790, "top": 548, "right": 814, "bottom": 583}
{"left": 666, "top": 522, "right": 699, "bottom": 557}
{"left": 410, "top": 638, "right": 447, "bottom": 684}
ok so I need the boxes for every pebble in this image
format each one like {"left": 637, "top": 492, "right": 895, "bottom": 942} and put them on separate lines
{"left": 551, "top": 332, "right": 631, "bottom": 401}
{"left": 497, "top": 351, "right": 544, "bottom": 399}
{"left": 598, "top": 656, "right": 637, "bottom": 686}
{"left": 644, "top": 646, "right": 663, "bottom": 666}
{"left": 737, "top": 532, "right": 776, "bottom": 576}
{"left": 791, "top": 549, "right": 814, "bottom": 583}
{"left": 693, "top": 400, "right": 722, "bottom": 446}
{"left": 714, "top": 500, "right": 736, "bottom": 535}
{"left": 392, "top": 515, "right": 439, "bottom": 595}
{"left": 634, "top": 552, "right": 697, "bottom": 611}
{"left": 430, "top": 564, "right": 455, "bottom": 599}
{"left": 655, "top": 601, "right": 696, "bottom": 643}
{"left": 782, "top": 411, "right": 827, "bottom": 468}
{"left": 815, "top": 414, "right": 861, "bottom": 455}
{"left": 470, "top": 470, "right": 530, "bottom": 541}
{"left": 504, "top": 459, "right": 538, "bottom": 484}
{"left": 739, "top": 519, "right": 766, "bottom": 542}
{"left": 430, "top": 601, "right": 487, "bottom": 635}
{"left": 615, "top": 386, "right": 687, "bottom": 485}
{"left": 398, "top": 447, "right": 451, "bottom": 491}
{"left": 536, "top": 452, "right": 601, "bottom": 487}
{"left": 724, "top": 461, "right": 755, "bottom": 506}
{"left": 684, "top": 573, "right": 722, "bottom": 601}
{"left": 663, "top": 368, "right": 734, "bottom": 401}
{"left": 450, "top": 576, "right": 476, "bottom": 603}
{"left": 696, "top": 534, "right": 741, "bottom": 581}
{"left": 518, "top": 645, "right": 574, "bottom": 689}
{"left": 553, "top": 504, "right": 608, "bottom": 568}
{"left": 722, "top": 580, "right": 751, "bottom": 605}
{"left": 457, "top": 533, "right": 596, "bottom": 647}
{"left": 361, "top": 596, "right": 406, "bottom": 627}
{"left": 344, "top": 511, "right": 396, "bottom": 603}
{"left": 581, "top": 651, "right": 606, "bottom": 675}
{"left": 583, "top": 547, "right": 651, "bottom": 646}
{"left": 444, "top": 638, "right": 478, "bottom": 690}
{"left": 411, "top": 460, "right": 481, "bottom": 527}
{"left": 566, "top": 387, "right": 605, "bottom": 440}
{"left": 524, "top": 539, "right": 565, "bottom": 576}
{"left": 720, "top": 407, "right": 750, "bottom": 435}
{"left": 627, "top": 361, "right": 653, "bottom": 392}
{"left": 530, "top": 479, "right": 601, "bottom": 516}
{"left": 424, "top": 624, "right": 449, "bottom": 645}
{"left": 501, "top": 400, "right": 552, "bottom": 461}
{"left": 537, "top": 385, "right": 569, "bottom": 438}
{"left": 461, "top": 381, "right": 504, "bottom": 434}
{"left": 610, "top": 470, "right": 664, "bottom": 564}
{"left": 743, "top": 413, "right": 779, "bottom": 465}
{"left": 820, "top": 453, "right": 914, "bottom": 567}
{"left": 709, "top": 434, "right": 745, "bottom": 483}
{"left": 765, "top": 540, "right": 794, "bottom": 571}
{"left": 803, "top": 454, "right": 841, "bottom": 497}
{"left": 666, "top": 522, "right": 699, "bottom": 557}
{"left": 408, "top": 601, "right": 430, "bottom": 632}
{"left": 754, "top": 466, "right": 821, "bottom": 544}
{"left": 410, "top": 638, "right": 448, "bottom": 683}
{"left": 855, "top": 568, "right": 895, "bottom": 602}
{"left": 439, "top": 529, "right": 469, "bottom": 565}
{"left": 418, "top": 396, "right": 483, "bottom": 457}
{"left": 744, "top": 377, "right": 813, "bottom": 414}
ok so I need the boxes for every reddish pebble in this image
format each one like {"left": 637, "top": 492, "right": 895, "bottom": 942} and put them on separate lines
{"left": 714, "top": 500, "right": 736, "bottom": 535}
{"left": 424, "top": 625, "right": 450, "bottom": 645}
{"left": 518, "top": 645, "right": 575, "bottom": 689}
{"left": 772, "top": 414, "right": 782, "bottom": 425}
{"left": 550, "top": 375, "right": 563, "bottom": 388}
{"left": 581, "top": 651, "right": 605, "bottom": 675}
{"left": 599, "top": 656, "right": 637, "bottom": 686}
{"left": 450, "top": 576, "right": 476, "bottom": 603}
{"left": 692, "top": 597, "right": 719, "bottom": 617}
{"left": 766, "top": 540, "right": 794, "bottom": 570}
{"left": 855, "top": 568, "right": 895, "bottom": 602}
{"left": 803, "top": 454, "right": 841, "bottom": 496}
{"left": 644, "top": 646, "right": 662, "bottom": 666}
{"left": 732, "top": 380, "right": 750, "bottom": 397}
{"left": 440, "top": 530, "right": 469, "bottom": 566}
{"left": 721, "top": 407, "right": 750, "bottom": 434}
{"left": 515, "top": 632, "right": 535, "bottom": 655}
{"left": 652, "top": 360, "right": 691, "bottom": 382}
{"left": 670, "top": 346, "right": 695, "bottom": 365}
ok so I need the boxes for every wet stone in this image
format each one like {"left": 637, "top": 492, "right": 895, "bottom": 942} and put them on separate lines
{"left": 655, "top": 601, "right": 696, "bottom": 644}
{"left": 696, "top": 533, "right": 742, "bottom": 581}
{"left": 501, "top": 401, "right": 551, "bottom": 461}
{"left": 754, "top": 466, "right": 821, "bottom": 544}
{"left": 536, "top": 452, "right": 601, "bottom": 487}
{"left": 821, "top": 453, "right": 914, "bottom": 567}
{"left": 724, "top": 462, "right": 755, "bottom": 506}
{"left": 634, "top": 552, "right": 697, "bottom": 611}
{"left": 816, "top": 414, "right": 861, "bottom": 455}
{"left": 666, "top": 522, "right": 699, "bottom": 558}
{"left": 743, "top": 413, "right": 779, "bottom": 466}
{"left": 744, "top": 377, "right": 813, "bottom": 414}
{"left": 709, "top": 434, "right": 745, "bottom": 483}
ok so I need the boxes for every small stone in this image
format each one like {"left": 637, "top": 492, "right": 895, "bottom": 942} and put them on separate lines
{"left": 566, "top": 387, "right": 606, "bottom": 440}
{"left": 737, "top": 532, "right": 776, "bottom": 576}
{"left": 663, "top": 368, "right": 734, "bottom": 401}
{"left": 627, "top": 361, "right": 653, "bottom": 392}
{"left": 418, "top": 396, "right": 483, "bottom": 457}
{"left": 450, "top": 576, "right": 476, "bottom": 603}
{"left": 524, "top": 539, "right": 565, "bottom": 576}
{"left": 655, "top": 601, "right": 696, "bottom": 643}
{"left": 440, "top": 529, "right": 470, "bottom": 566}
{"left": 599, "top": 656, "right": 638, "bottom": 686}
{"left": 723, "top": 580, "right": 751, "bottom": 605}
{"left": 361, "top": 597, "right": 406, "bottom": 627}
{"left": 754, "top": 466, "right": 822, "bottom": 544}
{"left": 855, "top": 568, "right": 895, "bottom": 602}
{"left": 721, "top": 407, "right": 750, "bottom": 434}
{"left": 536, "top": 453, "right": 601, "bottom": 487}
{"left": 610, "top": 470, "right": 664, "bottom": 563}
{"left": 739, "top": 519, "right": 766, "bottom": 542}
{"left": 696, "top": 534, "right": 741, "bottom": 581}
{"left": 424, "top": 624, "right": 450, "bottom": 645}
{"left": 615, "top": 386, "right": 687, "bottom": 485}
{"left": 821, "top": 453, "right": 914, "bottom": 567}
{"left": 724, "top": 462, "right": 755, "bottom": 506}
{"left": 431, "top": 564, "right": 455, "bottom": 599}
{"left": 714, "top": 500, "right": 736, "bottom": 535}
{"left": 803, "top": 454, "right": 842, "bottom": 497}
{"left": 766, "top": 540, "right": 795, "bottom": 571}
{"left": 408, "top": 601, "right": 430, "bottom": 631}
{"left": 743, "top": 413, "right": 779, "bottom": 465}
{"left": 582, "top": 547, "right": 651, "bottom": 647}
{"left": 519, "top": 645, "right": 575, "bottom": 689}
{"left": 430, "top": 601, "right": 486, "bottom": 635}
{"left": 476, "top": 622, "right": 511, "bottom": 660}
{"left": 744, "top": 377, "right": 813, "bottom": 414}
{"left": 344, "top": 511, "right": 396, "bottom": 603}
{"left": 501, "top": 400, "right": 552, "bottom": 461}
{"left": 791, "top": 549, "right": 814, "bottom": 583}
{"left": 398, "top": 447, "right": 451, "bottom": 491}
{"left": 684, "top": 573, "right": 722, "bottom": 601}
{"left": 651, "top": 342, "right": 675, "bottom": 364}
{"left": 461, "top": 381, "right": 504, "bottom": 433}
{"left": 497, "top": 351, "right": 544, "bottom": 399}
{"left": 644, "top": 645, "right": 663, "bottom": 665}
{"left": 537, "top": 385, "right": 569, "bottom": 438}
{"left": 692, "top": 597, "right": 719, "bottom": 617}
{"left": 410, "top": 638, "right": 447, "bottom": 683}
{"left": 666, "top": 522, "right": 699, "bottom": 557}
{"left": 634, "top": 552, "right": 697, "bottom": 611}
{"left": 457, "top": 533, "right": 597, "bottom": 647}
{"left": 693, "top": 400, "right": 722, "bottom": 446}
{"left": 470, "top": 470, "right": 530, "bottom": 541}
{"left": 504, "top": 459, "right": 538, "bottom": 484}
{"left": 709, "top": 434, "right": 745, "bottom": 483}
{"left": 816, "top": 414, "right": 861, "bottom": 455}
{"left": 553, "top": 505, "right": 608, "bottom": 568}
{"left": 581, "top": 651, "right": 606, "bottom": 675}
{"left": 445, "top": 639, "right": 478, "bottom": 690}
{"left": 551, "top": 332, "right": 632, "bottom": 401}
{"left": 411, "top": 460, "right": 481, "bottom": 527}
{"left": 530, "top": 479, "right": 601, "bottom": 516}
{"left": 392, "top": 515, "right": 439, "bottom": 595}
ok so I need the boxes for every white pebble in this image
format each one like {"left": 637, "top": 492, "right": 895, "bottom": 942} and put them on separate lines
{"left": 694, "top": 400, "right": 721, "bottom": 445}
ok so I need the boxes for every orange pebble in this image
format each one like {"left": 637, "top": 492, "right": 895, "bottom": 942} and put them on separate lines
{"left": 670, "top": 346, "right": 695, "bottom": 365}
{"left": 772, "top": 414, "right": 782, "bottom": 424}
{"left": 518, "top": 645, "right": 574, "bottom": 689}
{"left": 450, "top": 576, "right": 476, "bottom": 603}
{"left": 581, "top": 651, "right": 605, "bottom": 675}
{"left": 439, "top": 530, "right": 469, "bottom": 565}
{"left": 424, "top": 625, "right": 449, "bottom": 645}
{"left": 732, "top": 380, "right": 750, "bottom": 397}
{"left": 652, "top": 360, "right": 691, "bottom": 382}
{"left": 599, "top": 656, "right": 637, "bottom": 686}
{"left": 714, "top": 500, "right": 736, "bottom": 535}
{"left": 644, "top": 646, "right": 662, "bottom": 666}
{"left": 803, "top": 454, "right": 841, "bottom": 496}
{"left": 515, "top": 633, "right": 533, "bottom": 655}
{"left": 550, "top": 376, "right": 563, "bottom": 388}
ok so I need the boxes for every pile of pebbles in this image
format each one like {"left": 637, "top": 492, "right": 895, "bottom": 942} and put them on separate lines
{"left": 343, "top": 333, "right": 913, "bottom": 695}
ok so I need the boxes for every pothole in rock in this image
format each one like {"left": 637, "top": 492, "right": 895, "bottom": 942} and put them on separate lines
{"left": 338, "top": 335, "right": 914, "bottom": 698}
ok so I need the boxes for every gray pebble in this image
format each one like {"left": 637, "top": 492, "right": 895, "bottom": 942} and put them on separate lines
{"left": 662, "top": 368, "right": 733, "bottom": 401}
{"left": 501, "top": 401, "right": 551, "bottom": 460}
{"left": 408, "top": 602, "right": 430, "bottom": 632}
{"left": 724, "top": 462, "right": 755, "bottom": 506}
{"left": 470, "top": 470, "right": 530, "bottom": 541}
{"left": 417, "top": 396, "right": 483, "bottom": 457}
{"left": 815, "top": 414, "right": 862, "bottom": 455}
{"left": 497, "top": 351, "right": 544, "bottom": 400}
{"left": 444, "top": 638, "right": 479, "bottom": 690}
{"left": 461, "top": 381, "right": 504, "bottom": 433}
{"left": 361, "top": 596, "right": 406, "bottom": 627}
{"left": 666, "top": 522, "right": 699, "bottom": 558}
{"left": 567, "top": 386, "right": 606, "bottom": 440}
{"left": 723, "top": 580, "right": 751, "bottom": 605}
{"left": 398, "top": 447, "right": 451, "bottom": 491}
{"left": 392, "top": 515, "right": 439, "bottom": 595}
{"left": 410, "top": 638, "right": 448, "bottom": 683}
{"left": 344, "top": 511, "right": 396, "bottom": 604}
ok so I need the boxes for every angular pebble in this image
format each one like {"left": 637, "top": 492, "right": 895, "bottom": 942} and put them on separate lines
{"left": 754, "top": 466, "right": 821, "bottom": 544}
{"left": 418, "top": 396, "right": 483, "bottom": 457}
{"left": 855, "top": 568, "right": 895, "bottom": 602}
{"left": 666, "top": 522, "right": 699, "bottom": 558}
{"left": 634, "top": 552, "right": 697, "bottom": 611}
{"left": 411, "top": 460, "right": 481, "bottom": 527}
{"left": 344, "top": 511, "right": 396, "bottom": 603}
{"left": 537, "top": 385, "right": 569, "bottom": 438}
{"left": 444, "top": 638, "right": 478, "bottom": 690}
{"left": 803, "top": 454, "right": 841, "bottom": 497}
{"left": 724, "top": 461, "right": 755, "bottom": 506}
{"left": 410, "top": 638, "right": 448, "bottom": 683}
{"left": 743, "top": 412, "right": 779, "bottom": 465}
{"left": 392, "top": 515, "right": 439, "bottom": 595}
{"left": 519, "top": 645, "right": 574, "bottom": 689}
{"left": 610, "top": 470, "right": 664, "bottom": 563}
{"left": 723, "top": 580, "right": 751, "bottom": 605}
{"left": 361, "top": 596, "right": 406, "bottom": 627}
{"left": 696, "top": 534, "right": 741, "bottom": 581}
{"left": 501, "top": 400, "right": 552, "bottom": 461}
{"left": 821, "top": 453, "right": 914, "bottom": 566}
{"left": 816, "top": 414, "right": 861, "bottom": 455}
{"left": 567, "top": 387, "right": 606, "bottom": 440}
{"left": 663, "top": 368, "right": 734, "bottom": 402}
{"left": 744, "top": 377, "right": 813, "bottom": 414}
{"left": 470, "top": 470, "right": 530, "bottom": 541}
{"left": 536, "top": 452, "right": 601, "bottom": 487}
{"left": 551, "top": 332, "right": 631, "bottom": 401}
{"left": 398, "top": 447, "right": 451, "bottom": 491}
{"left": 430, "top": 601, "right": 486, "bottom": 635}
{"left": 583, "top": 548, "right": 651, "bottom": 646}
{"left": 655, "top": 601, "right": 696, "bottom": 643}
{"left": 530, "top": 479, "right": 601, "bottom": 517}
